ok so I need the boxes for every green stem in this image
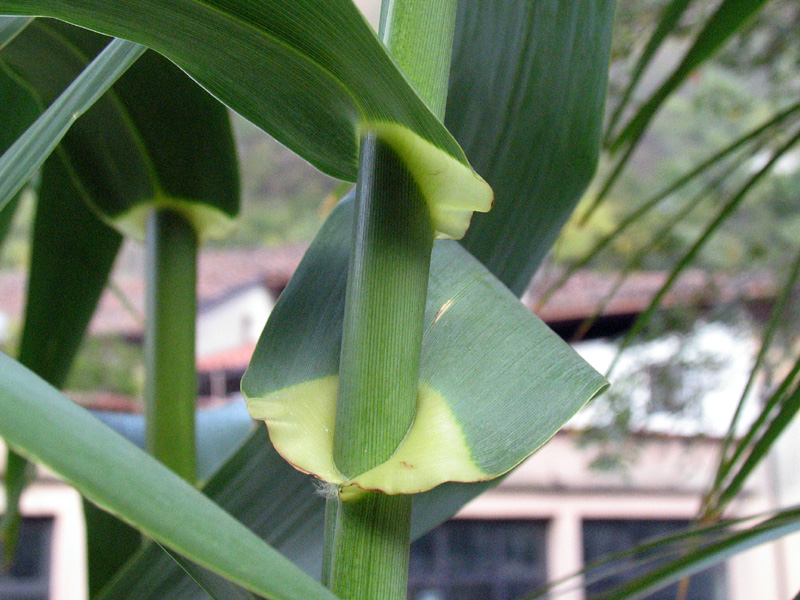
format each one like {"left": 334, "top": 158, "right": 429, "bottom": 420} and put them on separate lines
{"left": 144, "top": 209, "right": 197, "bottom": 482}
{"left": 1, "top": 450, "right": 29, "bottom": 569}
{"left": 326, "top": 1, "right": 456, "bottom": 599}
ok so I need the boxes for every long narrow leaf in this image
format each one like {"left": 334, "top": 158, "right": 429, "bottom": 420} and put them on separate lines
{"left": 611, "top": 0, "right": 769, "bottom": 152}
{"left": 545, "top": 100, "right": 800, "bottom": 302}
{"left": 706, "top": 244, "right": 800, "bottom": 510}
{"left": 0, "top": 354, "right": 338, "bottom": 600}
{"left": 0, "top": 37, "right": 144, "bottom": 209}
{"left": 524, "top": 506, "right": 797, "bottom": 599}
{"left": 606, "top": 0, "right": 693, "bottom": 140}
{"left": 165, "top": 546, "right": 258, "bottom": 600}
{"left": 584, "top": 0, "right": 773, "bottom": 221}
{"left": 610, "top": 126, "right": 800, "bottom": 374}
{"left": 706, "top": 357, "right": 800, "bottom": 514}
{"left": 592, "top": 507, "right": 800, "bottom": 600}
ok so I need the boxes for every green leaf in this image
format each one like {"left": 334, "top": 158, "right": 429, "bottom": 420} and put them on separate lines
{"left": 98, "top": 424, "right": 494, "bottom": 599}
{"left": 704, "top": 245, "right": 800, "bottom": 514}
{"left": 612, "top": 0, "right": 769, "bottom": 152}
{"left": 96, "top": 426, "right": 326, "bottom": 600}
{"left": 525, "top": 505, "right": 800, "bottom": 599}
{"left": 540, "top": 100, "right": 800, "bottom": 304}
{"left": 0, "top": 0, "right": 492, "bottom": 240}
{"left": 165, "top": 546, "right": 258, "bottom": 600}
{"left": 0, "top": 354, "right": 338, "bottom": 600}
{"left": 0, "top": 56, "right": 38, "bottom": 250}
{"left": 605, "top": 0, "right": 692, "bottom": 140}
{"left": 242, "top": 197, "right": 607, "bottom": 495}
{"left": 610, "top": 125, "right": 800, "bottom": 372}
{"left": 0, "top": 15, "right": 30, "bottom": 49}
{"left": 584, "top": 0, "right": 771, "bottom": 222}
{"left": 450, "top": 0, "right": 615, "bottom": 295}
{"left": 1, "top": 21, "right": 240, "bottom": 239}
{"left": 0, "top": 35, "right": 145, "bottom": 212}
{"left": 590, "top": 507, "right": 800, "bottom": 600}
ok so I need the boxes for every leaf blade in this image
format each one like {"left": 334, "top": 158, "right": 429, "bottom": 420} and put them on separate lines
{"left": 0, "top": 354, "right": 338, "bottom": 600}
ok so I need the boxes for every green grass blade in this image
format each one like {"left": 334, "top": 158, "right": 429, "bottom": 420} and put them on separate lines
{"left": 605, "top": 0, "right": 693, "bottom": 141}
{"left": 609, "top": 126, "right": 800, "bottom": 374}
{"left": 0, "top": 450, "right": 30, "bottom": 567}
{"left": 546, "top": 100, "right": 800, "bottom": 299}
{"left": 96, "top": 426, "right": 326, "bottom": 600}
{"left": 0, "top": 57, "right": 39, "bottom": 248}
{"left": 0, "top": 354, "right": 338, "bottom": 600}
{"left": 0, "top": 37, "right": 144, "bottom": 211}
{"left": 164, "top": 546, "right": 258, "bottom": 600}
{"left": 523, "top": 506, "right": 796, "bottom": 599}
{"left": 0, "top": 15, "right": 31, "bottom": 49}
{"left": 97, "top": 423, "right": 498, "bottom": 599}
{"left": 705, "top": 245, "right": 800, "bottom": 509}
{"left": 450, "top": 0, "right": 615, "bottom": 294}
{"left": 582, "top": 0, "right": 772, "bottom": 222}
{"left": 706, "top": 358, "right": 800, "bottom": 513}
{"left": 0, "top": 0, "right": 490, "bottom": 233}
{"left": 611, "top": 0, "right": 769, "bottom": 153}
{"left": 591, "top": 507, "right": 800, "bottom": 600}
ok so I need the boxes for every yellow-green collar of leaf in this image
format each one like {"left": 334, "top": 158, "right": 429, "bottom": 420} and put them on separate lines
{"left": 366, "top": 122, "right": 493, "bottom": 240}
{"left": 246, "top": 376, "right": 488, "bottom": 498}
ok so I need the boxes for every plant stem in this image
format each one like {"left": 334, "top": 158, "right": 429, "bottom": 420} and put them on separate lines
{"left": 326, "top": 1, "right": 456, "bottom": 598}
{"left": 144, "top": 209, "right": 197, "bottom": 483}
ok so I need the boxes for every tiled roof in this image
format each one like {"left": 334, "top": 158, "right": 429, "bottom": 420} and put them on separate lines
{"left": 0, "top": 243, "right": 776, "bottom": 341}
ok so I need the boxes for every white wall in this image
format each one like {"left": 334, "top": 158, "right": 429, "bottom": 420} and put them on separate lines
{"left": 196, "top": 286, "right": 274, "bottom": 358}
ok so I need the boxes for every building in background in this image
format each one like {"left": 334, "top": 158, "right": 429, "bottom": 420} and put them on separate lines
{"left": 0, "top": 245, "right": 792, "bottom": 600}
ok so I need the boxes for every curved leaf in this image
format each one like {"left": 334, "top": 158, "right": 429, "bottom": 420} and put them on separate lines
{"left": 0, "top": 36, "right": 144, "bottom": 212}
{"left": 1, "top": 21, "right": 240, "bottom": 239}
{"left": 450, "top": 0, "right": 615, "bottom": 294}
{"left": 241, "top": 197, "right": 607, "bottom": 495}
{"left": 0, "top": 353, "right": 338, "bottom": 600}
{"left": 0, "top": 0, "right": 491, "bottom": 239}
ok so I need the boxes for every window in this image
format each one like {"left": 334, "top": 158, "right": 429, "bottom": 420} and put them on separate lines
{"left": 408, "top": 519, "right": 548, "bottom": 600}
{"left": 0, "top": 517, "right": 53, "bottom": 600}
{"left": 583, "top": 519, "right": 727, "bottom": 600}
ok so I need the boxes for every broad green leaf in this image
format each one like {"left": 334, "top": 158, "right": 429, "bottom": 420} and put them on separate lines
{"left": 0, "top": 354, "right": 338, "bottom": 600}
{"left": 242, "top": 197, "right": 607, "bottom": 495}
{"left": 5, "top": 152, "right": 125, "bottom": 584}
{"left": 450, "top": 0, "right": 615, "bottom": 294}
{"left": 17, "top": 153, "right": 122, "bottom": 389}
{"left": 98, "top": 425, "right": 495, "bottom": 599}
{"left": 0, "top": 0, "right": 492, "bottom": 240}
{"left": 1, "top": 21, "right": 240, "bottom": 239}
{"left": 0, "top": 15, "right": 30, "bottom": 49}
{"left": 0, "top": 36, "right": 145, "bottom": 212}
